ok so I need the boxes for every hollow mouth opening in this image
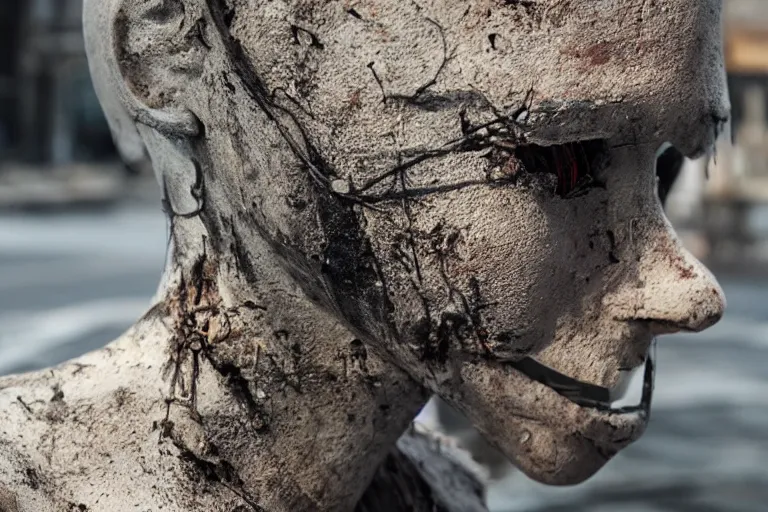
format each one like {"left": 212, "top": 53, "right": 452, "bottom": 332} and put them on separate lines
{"left": 490, "top": 139, "right": 609, "bottom": 198}
{"left": 505, "top": 354, "right": 655, "bottom": 414}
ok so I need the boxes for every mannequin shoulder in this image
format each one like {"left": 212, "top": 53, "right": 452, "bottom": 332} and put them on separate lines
{"left": 0, "top": 335, "right": 195, "bottom": 511}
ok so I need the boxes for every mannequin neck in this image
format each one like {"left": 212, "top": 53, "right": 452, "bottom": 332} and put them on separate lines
{"left": 157, "top": 216, "right": 428, "bottom": 510}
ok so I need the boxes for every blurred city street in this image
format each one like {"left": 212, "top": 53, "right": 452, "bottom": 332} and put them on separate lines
{"left": 2, "top": 204, "right": 768, "bottom": 511}
{"left": 0, "top": 204, "right": 166, "bottom": 375}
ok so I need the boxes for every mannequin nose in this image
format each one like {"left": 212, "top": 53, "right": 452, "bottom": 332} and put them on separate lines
{"left": 604, "top": 235, "right": 726, "bottom": 334}
{"left": 645, "top": 251, "right": 725, "bottom": 334}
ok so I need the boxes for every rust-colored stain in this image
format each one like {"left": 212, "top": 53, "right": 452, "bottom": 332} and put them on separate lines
{"left": 668, "top": 252, "right": 695, "bottom": 280}
{"left": 583, "top": 42, "right": 612, "bottom": 66}
{"left": 676, "top": 261, "right": 695, "bottom": 280}
{"left": 561, "top": 40, "right": 618, "bottom": 68}
{"left": 348, "top": 89, "right": 362, "bottom": 109}
{"left": 657, "top": 238, "right": 696, "bottom": 280}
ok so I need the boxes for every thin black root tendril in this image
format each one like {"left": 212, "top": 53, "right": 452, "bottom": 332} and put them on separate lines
{"left": 208, "top": 0, "right": 607, "bottom": 209}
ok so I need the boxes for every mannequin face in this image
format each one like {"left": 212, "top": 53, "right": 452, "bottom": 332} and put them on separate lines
{"left": 215, "top": 0, "right": 726, "bottom": 482}
{"left": 90, "top": 0, "right": 728, "bottom": 485}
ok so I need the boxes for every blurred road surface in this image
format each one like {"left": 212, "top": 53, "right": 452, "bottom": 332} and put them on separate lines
{"left": 1, "top": 205, "right": 767, "bottom": 512}
{"left": 0, "top": 206, "right": 166, "bottom": 374}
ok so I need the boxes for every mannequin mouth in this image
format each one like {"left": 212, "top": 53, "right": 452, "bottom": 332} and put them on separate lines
{"left": 505, "top": 351, "right": 655, "bottom": 415}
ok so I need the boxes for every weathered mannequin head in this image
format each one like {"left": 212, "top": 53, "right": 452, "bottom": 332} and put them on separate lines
{"left": 85, "top": 0, "right": 728, "bottom": 486}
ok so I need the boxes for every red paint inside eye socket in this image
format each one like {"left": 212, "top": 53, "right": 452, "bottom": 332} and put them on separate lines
{"left": 512, "top": 141, "right": 602, "bottom": 197}
{"left": 555, "top": 143, "right": 583, "bottom": 196}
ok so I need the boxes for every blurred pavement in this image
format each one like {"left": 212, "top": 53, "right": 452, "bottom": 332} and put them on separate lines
{"left": 0, "top": 205, "right": 166, "bottom": 374}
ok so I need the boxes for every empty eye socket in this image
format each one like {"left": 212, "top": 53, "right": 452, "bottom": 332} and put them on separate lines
{"left": 498, "top": 140, "right": 608, "bottom": 197}
{"left": 490, "top": 140, "right": 682, "bottom": 202}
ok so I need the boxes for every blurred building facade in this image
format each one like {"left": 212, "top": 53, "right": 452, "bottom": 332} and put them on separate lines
{"left": 723, "top": 0, "right": 768, "bottom": 181}
{"left": 654, "top": 0, "right": 768, "bottom": 263}
{"left": 0, "top": 0, "right": 115, "bottom": 167}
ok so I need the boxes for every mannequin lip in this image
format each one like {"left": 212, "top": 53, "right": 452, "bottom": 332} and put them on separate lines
{"left": 505, "top": 352, "right": 654, "bottom": 414}
{"left": 462, "top": 350, "right": 656, "bottom": 484}
{"left": 492, "top": 347, "right": 656, "bottom": 453}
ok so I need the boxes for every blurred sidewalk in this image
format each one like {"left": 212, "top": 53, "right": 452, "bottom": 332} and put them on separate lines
{"left": 0, "top": 163, "right": 159, "bottom": 211}
{"left": 0, "top": 204, "right": 167, "bottom": 375}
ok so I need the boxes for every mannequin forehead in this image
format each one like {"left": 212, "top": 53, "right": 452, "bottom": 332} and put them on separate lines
{"left": 227, "top": 0, "right": 728, "bottom": 158}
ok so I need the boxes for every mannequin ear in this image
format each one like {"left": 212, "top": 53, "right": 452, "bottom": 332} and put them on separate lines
{"left": 84, "top": 0, "right": 207, "bottom": 138}
{"left": 85, "top": 0, "right": 213, "bottom": 215}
